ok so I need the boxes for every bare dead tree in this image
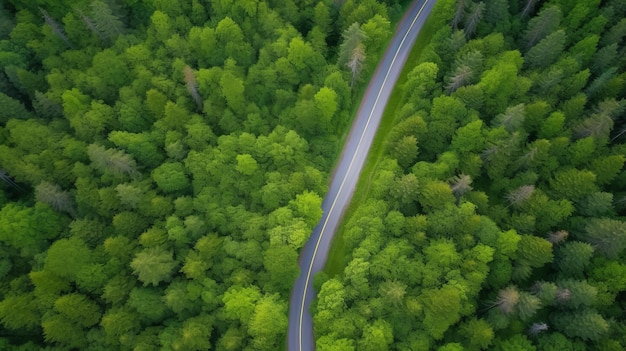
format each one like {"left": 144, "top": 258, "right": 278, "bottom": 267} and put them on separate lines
{"left": 347, "top": 43, "right": 366, "bottom": 88}
{"left": 184, "top": 65, "right": 202, "bottom": 110}
{"left": 506, "top": 185, "right": 535, "bottom": 208}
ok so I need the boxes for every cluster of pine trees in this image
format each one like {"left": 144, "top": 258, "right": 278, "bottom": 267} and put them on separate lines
{"left": 312, "top": 0, "right": 626, "bottom": 350}
{"left": 0, "top": 0, "right": 406, "bottom": 349}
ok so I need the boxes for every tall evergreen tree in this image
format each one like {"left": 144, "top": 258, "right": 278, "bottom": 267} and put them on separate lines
{"left": 90, "top": 0, "right": 124, "bottom": 41}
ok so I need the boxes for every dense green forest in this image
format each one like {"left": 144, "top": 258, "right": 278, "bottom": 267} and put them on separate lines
{"left": 312, "top": 0, "right": 626, "bottom": 350}
{"left": 0, "top": 0, "right": 405, "bottom": 349}
{"left": 2, "top": 0, "right": 626, "bottom": 350}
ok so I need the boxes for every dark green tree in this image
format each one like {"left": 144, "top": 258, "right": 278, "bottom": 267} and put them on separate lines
{"left": 552, "top": 309, "right": 609, "bottom": 341}
{"left": 554, "top": 241, "right": 594, "bottom": 277}
{"left": 582, "top": 218, "right": 626, "bottom": 259}
{"left": 525, "top": 30, "right": 567, "bottom": 69}
{"left": 523, "top": 5, "right": 562, "bottom": 49}
{"left": 89, "top": 0, "right": 124, "bottom": 41}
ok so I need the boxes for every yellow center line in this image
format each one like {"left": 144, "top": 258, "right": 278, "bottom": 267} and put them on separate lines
{"left": 297, "top": 1, "right": 431, "bottom": 350}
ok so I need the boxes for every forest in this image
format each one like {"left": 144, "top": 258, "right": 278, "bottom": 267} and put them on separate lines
{"left": 0, "top": 0, "right": 405, "bottom": 349}
{"left": 0, "top": 0, "right": 624, "bottom": 350}
{"left": 311, "top": 0, "right": 626, "bottom": 350}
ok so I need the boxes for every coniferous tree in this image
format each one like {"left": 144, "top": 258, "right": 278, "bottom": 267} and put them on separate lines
{"left": 39, "top": 8, "right": 72, "bottom": 48}
{"left": 89, "top": 0, "right": 124, "bottom": 41}
{"left": 523, "top": 6, "right": 562, "bottom": 49}
{"left": 35, "top": 181, "right": 76, "bottom": 216}
{"left": 525, "top": 30, "right": 567, "bottom": 69}
{"left": 552, "top": 309, "right": 608, "bottom": 341}
{"left": 492, "top": 104, "right": 526, "bottom": 132}
{"left": 339, "top": 23, "right": 367, "bottom": 87}
{"left": 463, "top": 2, "right": 485, "bottom": 38}
{"left": 520, "top": 0, "right": 540, "bottom": 18}
{"left": 451, "top": 0, "right": 469, "bottom": 29}
{"left": 347, "top": 43, "right": 367, "bottom": 88}
{"left": 554, "top": 241, "right": 594, "bottom": 277}
{"left": 446, "top": 64, "right": 473, "bottom": 93}
{"left": 582, "top": 218, "right": 626, "bottom": 259}
{"left": 87, "top": 144, "right": 138, "bottom": 178}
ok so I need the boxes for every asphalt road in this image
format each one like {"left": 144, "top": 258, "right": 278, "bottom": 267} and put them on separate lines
{"left": 287, "top": 0, "right": 437, "bottom": 350}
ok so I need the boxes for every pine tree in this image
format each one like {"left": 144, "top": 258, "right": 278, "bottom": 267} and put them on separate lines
{"left": 464, "top": 2, "right": 485, "bottom": 38}
{"left": 583, "top": 218, "right": 626, "bottom": 259}
{"left": 446, "top": 64, "right": 474, "bottom": 93}
{"left": 601, "top": 18, "right": 626, "bottom": 47}
{"left": 32, "top": 91, "right": 63, "bottom": 119}
{"left": 339, "top": 23, "right": 367, "bottom": 87}
{"left": 591, "top": 43, "right": 618, "bottom": 75}
{"left": 90, "top": 0, "right": 124, "bottom": 41}
{"left": 87, "top": 144, "right": 138, "bottom": 179}
{"left": 339, "top": 23, "right": 367, "bottom": 65}
{"left": 520, "top": 0, "right": 540, "bottom": 18}
{"left": 347, "top": 43, "right": 366, "bottom": 88}
{"left": 35, "top": 182, "right": 76, "bottom": 217}
{"left": 531, "top": 281, "right": 557, "bottom": 304}
{"left": 523, "top": 6, "right": 562, "bottom": 49}
{"left": 525, "top": 30, "right": 567, "bottom": 69}
{"left": 451, "top": 0, "right": 469, "bottom": 29}
{"left": 517, "top": 292, "right": 541, "bottom": 320}
{"left": 554, "top": 241, "right": 594, "bottom": 277}
{"left": 556, "top": 279, "right": 597, "bottom": 309}
{"left": 552, "top": 309, "right": 608, "bottom": 341}
{"left": 0, "top": 93, "right": 32, "bottom": 123}
{"left": 39, "top": 8, "right": 72, "bottom": 48}
{"left": 584, "top": 67, "right": 618, "bottom": 100}
{"left": 492, "top": 104, "right": 526, "bottom": 132}
{"left": 76, "top": 8, "right": 105, "bottom": 41}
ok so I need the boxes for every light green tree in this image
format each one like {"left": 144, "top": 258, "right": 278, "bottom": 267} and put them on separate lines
{"left": 460, "top": 318, "right": 494, "bottom": 350}
{"left": 421, "top": 285, "right": 463, "bottom": 340}
{"left": 152, "top": 162, "right": 190, "bottom": 193}
{"left": 248, "top": 295, "right": 288, "bottom": 351}
{"left": 44, "top": 237, "right": 93, "bottom": 281}
{"left": 130, "top": 246, "right": 177, "bottom": 286}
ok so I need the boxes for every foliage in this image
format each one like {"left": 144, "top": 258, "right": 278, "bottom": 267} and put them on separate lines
{"left": 0, "top": 0, "right": 402, "bottom": 348}
{"left": 1, "top": 0, "right": 625, "bottom": 349}
{"left": 313, "top": 0, "right": 626, "bottom": 349}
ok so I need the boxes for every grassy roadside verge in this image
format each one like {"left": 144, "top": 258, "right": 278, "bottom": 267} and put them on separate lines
{"left": 324, "top": 7, "right": 439, "bottom": 277}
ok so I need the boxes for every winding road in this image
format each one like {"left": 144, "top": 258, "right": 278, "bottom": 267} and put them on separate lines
{"left": 287, "top": 0, "right": 437, "bottom": 350}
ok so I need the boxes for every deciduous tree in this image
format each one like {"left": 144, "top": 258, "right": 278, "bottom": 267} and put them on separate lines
{"left": 130, "top": 246, "right": 177, "bottom": 286}
{"left": 248, "top": 295, "right": 288, "bottom": 351}
{"left": 152, "top": 162, "right": 190, "bottom": 194}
